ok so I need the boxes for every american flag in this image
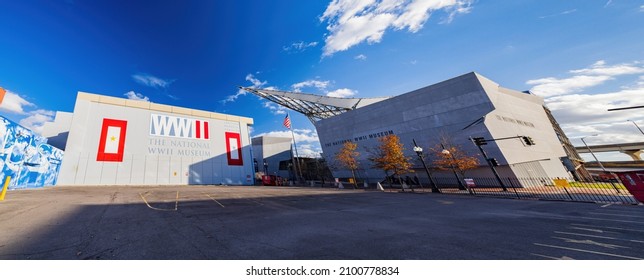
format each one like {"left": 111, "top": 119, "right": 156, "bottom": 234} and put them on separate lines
{"left": 283, "top": 113, "right": 291, "bottom": 129}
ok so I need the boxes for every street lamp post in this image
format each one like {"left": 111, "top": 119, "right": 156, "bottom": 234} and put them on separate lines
{"left": 440, "top": 143, "right": 469, "bottom": 192}
{"left": 263, "top": 159, "right": 268, "bottom": 174}
{"left": 412, "top": 139, "right": 440, "bottom": 193}
{"left": 627, "top": 120, "right": 644, "bottom": 135}
{"left": 580, "top": 135, "right": 621, "bottom": 193}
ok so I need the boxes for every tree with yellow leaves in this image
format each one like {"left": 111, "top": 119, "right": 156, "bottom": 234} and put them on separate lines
{"left": 335, "top": 141, "right": 360, "bottom": 189}
{"left": 369, "top": 135, "right": 413, "bottom": 189}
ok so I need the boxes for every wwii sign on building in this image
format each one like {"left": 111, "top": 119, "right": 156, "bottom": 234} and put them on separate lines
{"left": 45, "top": 92, "right": 254, "bottom": 186}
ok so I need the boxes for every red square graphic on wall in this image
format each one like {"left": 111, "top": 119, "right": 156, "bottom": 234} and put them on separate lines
{"left": 225, "top": 132, "right": 243, "bottom": 166}
{"left": 97, "top": 118, "right": 128, "bottom": 162}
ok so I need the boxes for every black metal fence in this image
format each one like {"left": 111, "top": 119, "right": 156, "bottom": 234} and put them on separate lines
{"left": 394, "top": 176, "right": 640, "bottom": 205}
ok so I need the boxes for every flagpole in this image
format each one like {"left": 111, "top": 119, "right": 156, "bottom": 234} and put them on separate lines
{"left": 289, "top": 128, "right": 303, "bottom": 182}
{"left": 286, "top": 113, "right": 303, "bottom": 182}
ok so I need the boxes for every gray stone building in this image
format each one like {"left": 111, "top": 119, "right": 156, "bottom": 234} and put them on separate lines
{"left": 251, "top": 136, "right": 294, "bottom": 179}
{"left": 243, "top": 72, "right": 573, "bottom": 185}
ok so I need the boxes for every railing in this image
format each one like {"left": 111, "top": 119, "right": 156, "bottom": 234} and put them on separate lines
{"left": 399, "top": 176, "right": 640, "bottom": 205}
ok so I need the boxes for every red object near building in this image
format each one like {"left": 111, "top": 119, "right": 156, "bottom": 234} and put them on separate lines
{"left": 262, "top": 175, "right": 275, "bottom": 186}
{"left": 262, "top": 175, "right": 286, "bottom": 186}
{"left": 615, "top": 171, "right": 644, "bottom": 203}
{"left": 264, "top": 175, "right": 287, "bottom": 186}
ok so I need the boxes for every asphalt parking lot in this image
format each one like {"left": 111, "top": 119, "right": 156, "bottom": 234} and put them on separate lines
{"left": 0, "top": 185, "right": 643, "bottom": 260}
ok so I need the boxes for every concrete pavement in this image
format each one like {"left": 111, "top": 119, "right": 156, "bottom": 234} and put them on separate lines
{"left": 0, "top": 185, "right": 642, "bottom": 259}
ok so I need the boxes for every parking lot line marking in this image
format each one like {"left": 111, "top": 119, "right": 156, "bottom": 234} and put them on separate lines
{"left": 568, "top": 226, "right": 618, "bottom": 234}
{"left": 530, "top": 253, "right": 574, "bottom": 260}
{"left": 243, "top": 197, "right": 264, "bottom": 206}
{"left": 203, "top": 193, "right": 225, "bottom": 208}
{"left": 539, "top": 214, "right": 644, "bottom": 225}
{"left": 589, "top": 212, "right": 643, "bottom": 218}
{"left": 138, "top": 192, "right": 178, "bottom": 212}
{"left": 596, "top": 207, "right": 643, "bottom": 213}
{"left": 438, "top": 200, "right": 455, "bottom": 205}
{"left": 570, "top": 223, "right": 644, "bottom": 233}
{"left": 175, "top": 191, "right": 179, "bottom": 211}
{"left": 551, "top": 237, "right": 629, "bottom": 249}
{"left": 533, "top": 243, "right": 641, "bottom": 260}
{"left": 554, "top": 231, "right": 644, "bottom": 243}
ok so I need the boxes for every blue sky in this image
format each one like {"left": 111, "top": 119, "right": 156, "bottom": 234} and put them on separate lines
{"left": 1, "top": 0, "right": 643, "bottom": 160}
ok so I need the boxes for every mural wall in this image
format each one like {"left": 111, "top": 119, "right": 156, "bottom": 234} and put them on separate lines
{"left": 0, "top": 116, "right": 64, "bottom": 189}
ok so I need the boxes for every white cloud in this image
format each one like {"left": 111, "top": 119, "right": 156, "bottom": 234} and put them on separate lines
{"left": 637, "top": 76, "right": 644, "bottom": 87}
{"left": 292, "top": 80, "right": 330, "bottom": 92}
{"left": 283, "top": 41, "right": 318, "bottom": 52}
{"left": 322, "top": 13, "right": 396, "bottom": 56}
{"left": 527, "top": 75, "right": 613, "bottom": 97}
{"left": 291, "top": 79, "right": 359, "bottom": 98}
{"left": 640, "top": 5, "right": 644, "bottom": 12}
{"left": 440, "top": 0, "right": 473, "bottom": 24}
{"left": 545, "top": 87, "right": 644, "bottom": 125}
{"left": 354, "top": 54, "right": 367, "bottom": 60}
{"left": 296, "top": 143, "right": 323, "bottom": 158}
{"left": 320, "top": 0, "right": 473, "bottom": 56}
{"left": 569, "top": 60, "right": 644, "bottom": 76}
{"left": 527, "top": 60, "right": 644, "bottom": 97}
{"left": 123, "top": 91, "right": 150, "bottom": 102}
{"left": 539, "top": 9, "right": 577, "bottom": 19}
{"left": 0, "top": 87, "right": 56, "bottom": 135}
{"left": 394, "top": 0, "right": 469, "bottom": 29}
{"left": 244, "top": 73, "right": 267, "bottom": 89}
{"left": 132, "top": 73, "right": 173, "bottom": 88}
{"left": 0, "top": 89, "right": 35, "bottom": 114}
{"left": 18, "top": 109, "right": 55, "bottom": 134}
{"left": 263, "top": 101, "right": 287, "bottom": 115}
{"left": 223, "top": 74, "right": 269, "bottom": 103}
{"left": 326, "top": 88, "right": 357, "bottom": 98}
{"left": 528, "top": 61, "right": 644, "bottom": 159}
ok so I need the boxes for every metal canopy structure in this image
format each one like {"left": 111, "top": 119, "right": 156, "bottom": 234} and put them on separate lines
{"left": 607, "top": 105, "right": 644, "bottom": 111}
{"left": 240, "top": 87, "right": 390, "bottom": 122}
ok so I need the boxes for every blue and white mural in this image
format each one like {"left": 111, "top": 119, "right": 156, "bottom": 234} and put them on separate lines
{"left": 0, "top": 116, "right": 64, "bottom": 189}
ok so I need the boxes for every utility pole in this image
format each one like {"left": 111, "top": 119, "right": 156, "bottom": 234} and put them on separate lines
{"left": 580, "top": 135, "right": 621, "bottom": 193}
{"left": 628, "top": 120, "right": 644, "bottom": 136}
{"left": 470, "top": 137, "right": 507, "bottom": 191}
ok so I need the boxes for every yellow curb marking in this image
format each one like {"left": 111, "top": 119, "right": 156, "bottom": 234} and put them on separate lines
{"left": 0, "top": 176, "right": 11, "bottom": 201}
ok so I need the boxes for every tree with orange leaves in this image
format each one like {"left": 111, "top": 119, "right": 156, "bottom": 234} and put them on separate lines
{"left": 335, "top": 141, "right": 360, "bottom": 189}
{"left": 431, "top": 145, "right": 479, "bottom": 176}
{"left": 369, "top": 135, "right": 413, "bottom": 189}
